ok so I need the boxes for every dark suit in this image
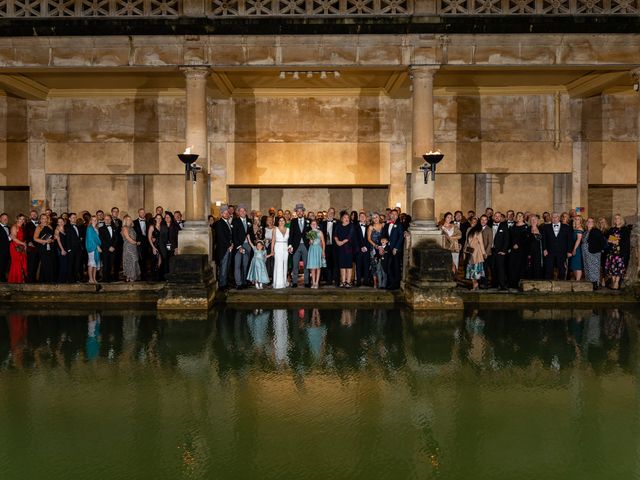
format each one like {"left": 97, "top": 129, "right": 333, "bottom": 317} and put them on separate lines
{"left": 288, "top": 216, "right": 311, "bottom": 286}
{"left": 24, "top": 220, "right": 39, "bottom": 282}
{"left": 232, "top": 216, "right": 255, "bottom": 287}
{"left": 0, "top": 223, "right": 10, "bottom": 282}
{"left": 111, "top": 217, "right": 123, "bottom": 278}
{"left": 99, "top": 224, "right": 119, "bottom": 282}
{"left": 354, "top": 222, "right": 371, "bottom": 285}
{"left": 383, "top": 222, "right": 404, "bottom": 290}
{"left": 65, "top": 222, "right": 83, "bottom": 282}
{"left": 158, "top": 222, "right": 179, "bottom": 279}
{"left": 133, "top": 218, "right": 149, "bottom": 279}
{"left": 321, "top": 219, "right": 338, "bottom": 285}
{"left": 214, "top": 218, "right": 233, "bottom": 288}
{"left": 490, "top": 221, "right": 509, "bottom": 289}
{"left": 541, "top": 223, "right": 572, "bottom": 280}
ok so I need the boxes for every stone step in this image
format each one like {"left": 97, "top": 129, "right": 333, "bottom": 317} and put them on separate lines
{"left": 520, "top": 280, "right": 594, "bottom": 293}
{"left": 221, "top": 286, "right": 401, "bottom": 305}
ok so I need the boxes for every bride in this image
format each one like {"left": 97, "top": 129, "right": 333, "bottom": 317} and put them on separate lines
{"left": 271, "top": 217, "right": 290, "bottom": 289}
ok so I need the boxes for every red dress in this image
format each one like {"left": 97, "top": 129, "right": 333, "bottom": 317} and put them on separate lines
{"left": 8, "top": 225, "right": 27, "bottom": 283}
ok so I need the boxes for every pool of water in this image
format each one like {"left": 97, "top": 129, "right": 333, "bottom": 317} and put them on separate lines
{"left": 0, "top": 306, "right": 638, "bottom": 480}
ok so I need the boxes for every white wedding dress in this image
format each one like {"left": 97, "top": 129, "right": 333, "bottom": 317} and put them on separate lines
{"left": 272, "top": 227, "right": 290, "bottom": 289}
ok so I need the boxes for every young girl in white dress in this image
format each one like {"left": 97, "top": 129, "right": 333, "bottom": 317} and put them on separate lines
{"left": 246, "top": 238, "right": 272, "bottom": 289}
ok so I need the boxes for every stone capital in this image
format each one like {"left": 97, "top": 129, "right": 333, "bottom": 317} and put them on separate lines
{"left": 409, "top": 65, "right": 439, "bottom": 82}
{"left": 181, "top": 66, "right": 211, "bottom": 81}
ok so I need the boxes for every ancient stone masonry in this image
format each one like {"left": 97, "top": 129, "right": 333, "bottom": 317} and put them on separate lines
{"left": 437, "top": 0, "right": 639, "bottom": 14}
{"left": 0, "top": 0, "right": 181, "bottom": 17}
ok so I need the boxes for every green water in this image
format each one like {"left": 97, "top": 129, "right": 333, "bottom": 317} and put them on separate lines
{"left": 0, "top": 306, "right": 638, "bottom": 480}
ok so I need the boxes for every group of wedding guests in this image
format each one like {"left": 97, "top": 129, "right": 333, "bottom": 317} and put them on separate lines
{"left": 212, "top": 204, "right": 410, "bottom": 291}
{"left": 0, "top": 206, "right": 185, "bottom": 284}
{"left": 439, "top": 208, "right": 633, "bottom": 291}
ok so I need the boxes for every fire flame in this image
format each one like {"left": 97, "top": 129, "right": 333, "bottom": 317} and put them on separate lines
{"left": 183, "top": 146, "right": 193, "bottom": 155}
{"left": 425, "top": 149, "right": 442, "bottom": 155}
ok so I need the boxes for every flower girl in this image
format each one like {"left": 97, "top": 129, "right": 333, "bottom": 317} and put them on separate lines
{"left": 247, "top": 237, "right": 272, "bottom": 289}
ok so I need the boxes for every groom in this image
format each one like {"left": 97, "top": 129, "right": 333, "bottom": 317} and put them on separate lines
{"left": 288, "top": 203, "right": 311, "bottom": 288}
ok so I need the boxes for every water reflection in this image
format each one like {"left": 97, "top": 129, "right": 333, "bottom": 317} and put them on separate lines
{"left": 0, "top": 307, "right": 637, "bottom": 376}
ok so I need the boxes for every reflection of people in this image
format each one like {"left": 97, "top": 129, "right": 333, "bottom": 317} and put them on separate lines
{"left": 247, "top": 309, "right": 270, "bottom": 349}
{"left": 306, "top": 308, "right": 327, "bottom": 363}
{"left": 272, "top": 309, "right": 289, "bottom": 365}
{"left": 86, "top": 312, "right": 101, "bottom": 361}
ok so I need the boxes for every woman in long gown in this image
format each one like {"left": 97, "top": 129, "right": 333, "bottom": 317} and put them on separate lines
{"left": 582, "top": 217, "right": 605, "bottom": 289}
{"left": 121, "top": 215, "right": 141, "bottom": 282}
{"left": 271, "top": 217, "right": 290, "bottom": 289}
{"left": 34, "top": 213, "right": 55, "bottom": 283}
{"left": 8, "top": 214, "right": 27, "bottom": 284}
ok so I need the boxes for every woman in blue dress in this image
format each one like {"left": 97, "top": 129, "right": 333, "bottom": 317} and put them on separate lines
{"left": 305, "top": 219, "right": 325, "bottom": 289}
{"left": 569, "top": 216, "right": 584, "bottom": 281}
{"left": 334, "top": 211, "right": 356, "bottom": 288}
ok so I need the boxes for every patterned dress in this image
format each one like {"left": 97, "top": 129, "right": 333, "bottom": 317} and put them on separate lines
{"left": 581, "top": 230, "right": 602, "bottom": 283}
{"left": 605, "top": 227, "right": 626, "bottom": 277}
{"left": 122, "top": 226, "right": 141, "bottom": 281}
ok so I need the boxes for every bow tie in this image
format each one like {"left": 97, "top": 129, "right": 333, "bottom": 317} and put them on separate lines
{"left": 388, "top": 221, "right": 395, "bottom": 225}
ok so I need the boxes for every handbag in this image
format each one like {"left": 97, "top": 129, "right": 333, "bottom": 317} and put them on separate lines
{"left": 464, "top": 246, "right": 475, "bottom": 255}
{"left": 15, "top": 245, "right": 25, "bottom": 253}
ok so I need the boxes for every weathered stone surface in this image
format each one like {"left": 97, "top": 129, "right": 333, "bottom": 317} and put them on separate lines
{"left": 520, "top": 280, "right": 552, "bottom": 292}
{"left": 551, "top": 281, "right": 573, "bottom": 293}
{"left": 572, "top": 282, "right": 594, "bottom": 292}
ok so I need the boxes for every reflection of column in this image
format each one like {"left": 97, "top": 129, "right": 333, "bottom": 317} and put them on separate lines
{"left": 182, "top": 67, "right": 210, "bottom": 221}
{"left": 410, "top": 66, "right": 438, "bottom": 229}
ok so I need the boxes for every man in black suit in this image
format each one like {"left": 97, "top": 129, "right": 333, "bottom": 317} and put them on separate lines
{"left": 133, "top": 208, "right": 149, "bottom": 280}
{"left": 320, "top": 207, "right": 338, "bottom": 286}
{"left": 99, "top": 215, "right": 118, "bottom": 282}
{"left": 287, "top": 203, "right": 311, "bottom": 288}
{"left": 214, "top": 206, "right": 234, "bottom": 290}
{"left": 354, "top": 211, "right": 371, "bottom": 286}
{"left": 541, "top": 211, "right": 573, "bottom": 280}
{"left": 65, "top": 212, "right": 83, "bottom": 282}
{"left": 24, "top": 209, "right": 39, "bottom": 282}
{"left": 232, "top": 204, "right": 255, "bottom": 289}
{"left": 0, "top": 213, "right": 11, "bottom": 282}
{"left": 383, "top": 209, "right": 404, "bottom": 290}
{"left": 490, "top": 211, "right": 509, "bottom": 290}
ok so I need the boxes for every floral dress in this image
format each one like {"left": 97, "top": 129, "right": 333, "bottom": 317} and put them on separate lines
{"left": 605, "top": 227, "right": 626, "bottom": 277}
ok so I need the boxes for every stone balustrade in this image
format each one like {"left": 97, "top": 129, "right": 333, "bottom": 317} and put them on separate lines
{"left": 0, "top": 0, "right": 636, "bottom": 17}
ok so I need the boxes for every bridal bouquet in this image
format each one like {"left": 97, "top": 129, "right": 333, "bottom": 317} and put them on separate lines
{"left": 306, "top": 230, "right": 318, "bottom": 242}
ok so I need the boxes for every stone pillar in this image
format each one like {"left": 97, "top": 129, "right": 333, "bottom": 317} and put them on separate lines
{"left": 475, "top": 173, "right": 492, "bottom": 215}
{"left": 46, "top": 174, "right": 69, "bottom": 214}
{"left": 626, "top": 69, "right": 640, "bottom": 285}
{"left": 572, "top": 138, "right": 588, "bottom": 216}
{"left": 553, "top": 173, "right": 571, "bottom": 214}
{"left": 27, "top": 101, "right": 47, "bottom": 212}
{"left": 410, "top": 66, "right": 439, "bottom": 231}
{"left": 178, "top": 67, "right": 212, "bottom": 260}
{"left": 182, "top": 66, "right": 210, "bottom": 222}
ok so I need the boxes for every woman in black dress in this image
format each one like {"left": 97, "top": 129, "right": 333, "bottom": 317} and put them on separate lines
{"left": 507, "top": 211, "right": 530, "bottom": 288}
{"left": 147, "top": 214, "right": 163, "bottom": 281}
{"left": 159, "top": 212, "right": 179, "bottom": 279}
{"left": 34, "top": 214, "right": 56, "bottom": 283}
{"left": 527, "top": 214, "right": 544, "bottom": 279}
{"left": 54, "top": 217, "right": 68, "bottom": 283}
{"left": 334, "top": 211, "right": 355, "bottom": 288}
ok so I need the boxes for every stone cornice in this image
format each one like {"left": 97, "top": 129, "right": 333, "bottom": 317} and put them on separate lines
{"left": 47, "top": 88, "right": 186, "bottom": 98}
{"left": 0, "top": 74, "right": 48, "bottom": 100}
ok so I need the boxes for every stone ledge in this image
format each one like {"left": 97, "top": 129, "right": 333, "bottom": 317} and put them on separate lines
{"left": 520, "top": 280, "right": 593, "bottom": 293}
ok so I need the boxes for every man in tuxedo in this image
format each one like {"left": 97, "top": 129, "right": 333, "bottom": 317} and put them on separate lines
{"left": 490, "top": 211, "right": 509, "bottom": 290}
{"left": 485, "top": 207, "right": 494, "bottom": 227}
{"left": 174, "top": 211, "right": 185, "bottom": 230}
{"left": 541, "top": 212, "right": 573, "bottom": 280}
{"left": 214, "top": 206, "right": 234, "bottom": 290}
{"left": 24, "top": 209, "right": 39, "bottom": 282}
{"left": 232, "top": 205, "right": 254, "bottom": 289}
{"left": 288, "top": 203, "right": 311, "bottom": 288}
{"left": 111, "top": 207, "right": 123, "bottom": 280}
{"left": 0, "top": 213, "right": 10, "bottom": 282}
{"left": 99, "top": 215, "right": 118, "bottom": 282}
{"left": 321, "top": 207, "right": 338, "bottom": 286}
{"left": 506, "top": 210, "right": 515, "bottom": 229}
{"left": 133, "top": 208, "right": 149, "bottom": 280}
{"left": 96, "top": 210, "right": 105, "bottom": 228}
{"left": 65, "top": 212, "right": 83, "bottom": 282}
{"left": 354, "top": 211, "right": 371, "bottom": 286}
{"left": 384, "top": 209, "right": 404, "bottom": 290}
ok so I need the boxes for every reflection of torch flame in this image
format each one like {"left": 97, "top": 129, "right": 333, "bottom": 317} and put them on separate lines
{"left": 183, "top": 146, "right": 193, "bottom": 155}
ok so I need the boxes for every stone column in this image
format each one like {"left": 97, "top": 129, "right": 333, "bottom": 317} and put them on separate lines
{"left": 182, "top": 66, "right": 210, "bottom": 221}
{"left": 626, "top": 69, "right": 640, "bottom": 285}
{"left": 177, "top": 66, "right": 212, "bottom": 259}
{"left": 410, "top": 66, "right": 439, "bottom": 231}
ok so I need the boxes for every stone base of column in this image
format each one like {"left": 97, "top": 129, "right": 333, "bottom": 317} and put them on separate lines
{"left": 409, "top": 220, "right": 443, "bottom": 249}
{"left": 625, "top": 224, "right": 640, "bottom": 288}
{"left": 177, "top": 221, "right": 211, "bottom": 258}
{"left": 402, "top": 231, "right": 463, "bottom": 310}
{"left": 157, "top": 222, "right": 214, "bottom": 311}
